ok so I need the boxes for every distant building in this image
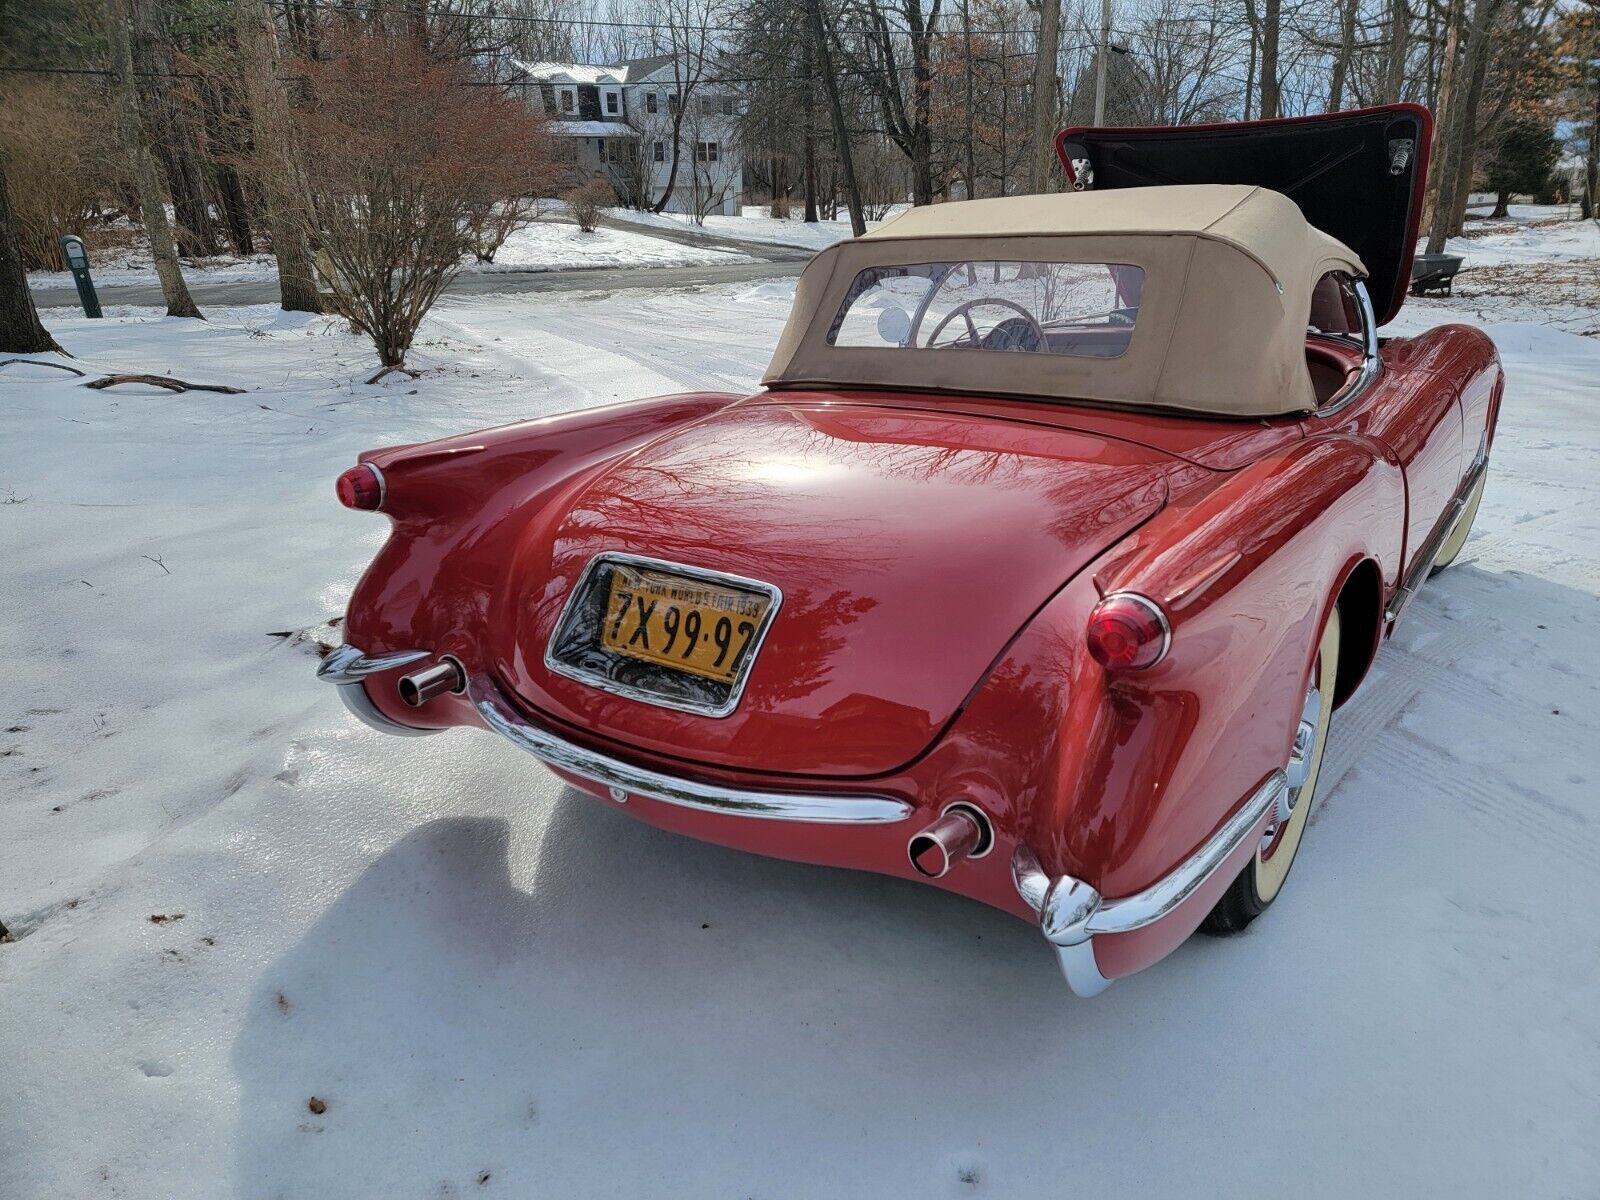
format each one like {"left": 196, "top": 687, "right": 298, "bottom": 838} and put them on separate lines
{"left": 512, "top": 55, "right": 743, "bottom": 218}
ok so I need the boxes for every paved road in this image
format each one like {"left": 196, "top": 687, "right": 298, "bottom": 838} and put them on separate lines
{"left": 30, "top": 256, "right": 809, "bottom": 310}
{"left": 30, "top": 218, "right": 815, "bottom": 310}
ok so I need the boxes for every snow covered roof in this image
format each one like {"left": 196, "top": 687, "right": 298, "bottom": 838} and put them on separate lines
{"left": 547, "top": 121, "right": 639, "bottom": 137}
{"left": 514, "top": 61, "right": 628, "bottom": 85}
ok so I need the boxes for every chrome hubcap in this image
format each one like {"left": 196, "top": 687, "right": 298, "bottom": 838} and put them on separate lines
{"left": 1263, "top": 683, "right": 1322, "bottom": 847}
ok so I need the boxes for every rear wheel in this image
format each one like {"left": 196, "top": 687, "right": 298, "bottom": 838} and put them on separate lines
{"left": 1202, "top": 607, "right": 1340, "bottom": 934}
{"left": 1430, "top": 467, "right": 1487, "bottom": 576}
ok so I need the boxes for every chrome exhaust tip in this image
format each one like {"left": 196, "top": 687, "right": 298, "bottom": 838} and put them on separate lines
{"left": 908, "top": 803, "right": 993, "bottom": 879}
{"left": 397, "top": 657, "right": 466, "bottom": 707}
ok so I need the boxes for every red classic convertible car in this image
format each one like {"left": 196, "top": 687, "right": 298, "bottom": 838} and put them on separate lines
{"left": 318, "top": 105, "right": 1498, "bottom": 995}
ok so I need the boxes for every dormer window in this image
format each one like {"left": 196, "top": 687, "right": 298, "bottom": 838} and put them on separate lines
{"left": 558, "top": 87, "right": 575, "bottom": 114}
{"left": 604, "top": 90, "right": 619, "bottom": 115}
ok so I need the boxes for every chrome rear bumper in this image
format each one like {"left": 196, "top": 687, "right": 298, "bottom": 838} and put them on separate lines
{"left": 1011, "top": 770, "right": 1286, "bottom": 996}
{"left": 468, "top": 675, "right": 911, "bottom": 824}
{"left": 318, "top": 646, "right": 910, "bottom": 824}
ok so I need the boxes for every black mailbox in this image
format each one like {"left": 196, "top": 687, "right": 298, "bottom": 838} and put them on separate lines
{"left": 60, "top": 234, "right": 102, "bottom": 319}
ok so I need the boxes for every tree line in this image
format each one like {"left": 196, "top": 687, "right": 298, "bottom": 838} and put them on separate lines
{"left": 1, "top": 0, "right": 1595, "bottom": 367}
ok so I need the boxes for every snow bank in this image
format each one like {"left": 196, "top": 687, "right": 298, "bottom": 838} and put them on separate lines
{"left": 611, "top": 205, "right": 864, "bottom": 250}
{"left": 2, "top": 256, "right": 1598, "bottom": 1197}
{"left": 461, "top": 220, "right": 751, "bottom": 272}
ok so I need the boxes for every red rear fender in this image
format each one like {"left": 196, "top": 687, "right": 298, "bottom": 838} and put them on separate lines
{"left": 991, "top": 436, "right": 1403, "bottom": 899}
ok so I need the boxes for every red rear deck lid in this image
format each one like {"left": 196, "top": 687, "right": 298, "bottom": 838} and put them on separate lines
{"left": 1055, "top": 104, "right": 1432, "bottom": 326}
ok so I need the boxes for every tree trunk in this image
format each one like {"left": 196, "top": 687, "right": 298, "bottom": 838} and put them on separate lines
{"left": 1423, "top": 0, "right": 1464, "bottom": 253}
{"left": 1027, "top": 0, "right": 1061, "bottom": 194}
{"left": 132, "top": 0, "right": 221, "bottom": 258}
{"left": 215, "top": 164, "right": 254, "bottom": 256}
{"left": 1259, "top": 0, "right": 1282, "bottom": 119}
{"left": 1328, "top": 0, "right": 1358, "bottom": 111}
{"left": 1383, "top": 0, "right": 1410, "bottom": 104}
{"left": 802, "top": 34, "right": 820, "bottom": 223}
{"left": 1241, "top": 0, "right": 1259, "bottom": 120}
{"left": 0, "top": 164, "right": 62, "bottom": 354}
{"left": 1491, "top": 190, "right": 1509, "bottom": 217}
{"left": 808, "top": 0, "right": 866, "bottom": 236}
{"left": 1583, "top": 52, "right": 1599, "bottom": 220}
{"left": 238, "top": 0, "right": 320, "bottom": 313}
{"left": 908, "top": 6, "right": 936, "bottom": 207}
{"left": 268, "top": 201, "right": 322, "bottom": 314}
{"left": 962, "top": 0, "right": 977, "bottom": 198}
{"left": 1445, "top": 0, "right": 1497, "bottom": 238}
{"left": 105, "top": 0, "right": 203, "bottom": 319}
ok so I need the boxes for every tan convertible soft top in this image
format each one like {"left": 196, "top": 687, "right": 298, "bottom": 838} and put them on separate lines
{"left": 762, "top": 184, "right": 1366, "bottom": 417}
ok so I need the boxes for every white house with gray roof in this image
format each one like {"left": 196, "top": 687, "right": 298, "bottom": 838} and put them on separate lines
{"left": 513, "top": 55, "right": 743, "bottom": 218}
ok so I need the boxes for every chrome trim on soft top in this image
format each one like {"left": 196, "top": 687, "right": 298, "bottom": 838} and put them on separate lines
{"left": 469, "top": 674, "right": 912, "bottom": 824}
{"left": 1313, "top": 278, "right": 1382, "bottom": 418}
{"left": 1012, "top": 769, "right": 1287, "bottom": 996}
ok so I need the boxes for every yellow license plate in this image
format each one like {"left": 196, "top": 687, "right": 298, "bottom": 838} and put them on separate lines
{"left": 600, "top": 566, "right": 771, "bottom": 684}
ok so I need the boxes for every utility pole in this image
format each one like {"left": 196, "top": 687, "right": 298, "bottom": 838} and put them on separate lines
{"left": 1093, "top": 0, "right": 1112, "bottom": 124}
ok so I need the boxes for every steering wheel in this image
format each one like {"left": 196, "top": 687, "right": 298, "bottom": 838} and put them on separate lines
{"left": 926, "top": 298, "right": 1048, "bottom": 352}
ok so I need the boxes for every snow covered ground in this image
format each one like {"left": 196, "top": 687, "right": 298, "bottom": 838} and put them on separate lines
{"left": 26, "top": 216, "right": 750, "bottom": 290}
{"left": 1409, "top": 208, "right": 1600, "bottom": 335}
{"left": 2, "top": 233, "right": 1598, "bottom": 1197}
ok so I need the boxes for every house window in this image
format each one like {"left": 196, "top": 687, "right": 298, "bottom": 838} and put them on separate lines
{"left": 646, "top": 92, "right": 658, "bottom": 114}
{"left": 668, "top": 94, "right": 679, "bottom": 115}
{"left": 605, "top": 90, "right": 619, "bottom": 115}
{"left": 721, "top": 96, "right": 734, "bottom": 116}
{"left": 696, "top": 141, "right": 719, "bottom": 163}
{"left": 653, "top": 140, "right": 666, "bottom": 163}
{"left": 559, "top": 88, "right": 575, "bottom": 113}
{"left": 700, "top": 96, "right": 713, "bottom": 116}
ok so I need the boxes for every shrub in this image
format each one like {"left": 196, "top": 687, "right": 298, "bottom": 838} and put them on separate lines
{"left": 565, "top": 177, "right": 614, "bottom": 233}
{"left": 0, "top": 79, "right": 122, "bottom": 270}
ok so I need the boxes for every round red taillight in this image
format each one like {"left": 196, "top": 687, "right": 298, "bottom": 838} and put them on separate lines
{"left": 335, "top": 463, "right": 384, "bottom": 511}
{"left": 1086, "top": 593, "right": 1170, "bottom": 671}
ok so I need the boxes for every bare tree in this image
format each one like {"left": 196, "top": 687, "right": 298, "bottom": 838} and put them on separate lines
{"left": 836, "top": 0, "right": 944, "bottom": 206}
{"left": 809, "top": 0, "right": 868, "bottom": 232}
{"left": 104, "top": 0, "right": 202, "bottom": 319}
{"left": 291, "top": 25, "right": 558, "bottom": 378}
{"left": 651, "top": 0, "right": 724, "bottom": 214}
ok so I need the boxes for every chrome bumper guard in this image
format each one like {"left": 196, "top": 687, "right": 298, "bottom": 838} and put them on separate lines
{"left": 1010, "top": 769, "right": 1287, "bottom": 997}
